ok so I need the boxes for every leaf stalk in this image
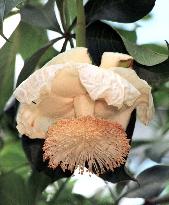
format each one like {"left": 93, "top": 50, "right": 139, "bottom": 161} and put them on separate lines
{"left": 76, "top": 0, "right": 86, "bottom": 47}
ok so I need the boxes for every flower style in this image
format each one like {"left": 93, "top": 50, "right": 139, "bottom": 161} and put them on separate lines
{"left": 14, "top": 47, "right": 154, "bottom": 175}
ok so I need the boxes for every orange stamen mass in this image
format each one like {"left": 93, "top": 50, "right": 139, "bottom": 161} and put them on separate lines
{"left": 43, "top": 116, "right": 130, "bottom": 175}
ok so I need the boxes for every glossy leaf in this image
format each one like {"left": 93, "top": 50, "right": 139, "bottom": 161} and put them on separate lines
{"left": 100, "top": 166, "right": 135, "bottom": 184}
{"left": 85, "top": 0, "right": 156, "bottom": 24}
{"left": 119, "top": 34, "right": 168, "bottom": 66}
{"left": 0, "top": 31, "right": 18, "bottom": 113}
{"left": 17, "top": 22, "right": 50, "bottom": 60}
{"left": 16, "top": 38, "right": 61, "bottom": 87}
{"left": 0, "top": 141, "right": 28, "bottom": 172}
{"left": 0, "top": 23, "right": 58, "bottom": 114}
{"left": 86, "top": 21, "right": 169, "bottom": 84}
{"left": 21, "top": 0, "right": 62, "bottom": 33}
{"left": 124, "top": 165, "right": 169, "bottom": 199}
{"left": 0, "top": 141, "right": 29, "bottom": 178}
{"left": 135, "top": 61, "right": 169, "bottom": 85}
{"left": 27, "top": 170, "right": 52, "bottom": 203}
{"left": 145, "top": 141, "right": 169, "bottom": 163}
{"left": 64, "top": 0, "right": 76, "bottom": 29}
{"left": 55, "top": 0, "right": 67, "bottom": 32}
{"left": 115, "top": 27, "right": 137, "bottom": 43}
{"left": 86, "top": 21, "right": 126, "bottom": 65}
{"left": 0, "top": 172, "right": 31, "bottom": 205}
{"left": 0, "top": 0, "right": 24, "bottom": 38}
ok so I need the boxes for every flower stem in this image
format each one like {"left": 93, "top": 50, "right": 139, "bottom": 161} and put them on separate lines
{"left": 76, "top": 0, "right": 86, "bottom": 47}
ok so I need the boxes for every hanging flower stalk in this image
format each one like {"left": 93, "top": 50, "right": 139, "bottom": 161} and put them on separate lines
{"left": 14, "top": 47, "right": 154, "bottom": 175}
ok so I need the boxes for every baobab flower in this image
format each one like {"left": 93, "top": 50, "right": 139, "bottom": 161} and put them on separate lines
{"left": 14, "top": 47, "right": 154, "bottom": 175}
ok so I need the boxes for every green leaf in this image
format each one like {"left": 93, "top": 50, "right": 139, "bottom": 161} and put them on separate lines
{"left": 16, "top": 21, "right": 58, "bottom": 66}
{"left": 86, "top": 21, "right": 169, "bottom": 84}
{"left": 115, "top": 28, "right": 137, "bottom": 43}
{"left": 144, "top": 43, "right": 168, "bottom": 55}
{"left": 21, "top": 0, "right": 62, "bottom": 33}
{"left": 0, "top": 0, "right": 6, "bottom": 38}
{"left": 0, "top": 21, "right": 58, "bottom": 114}
{"left": 3, "top": 0, "right": 24, "bottom": 16}
{"left": 16, "top": 37, "right": 61, "bottom": 87}
{"left": 38, "top": 46, "right": 58, "bottom": 67}
{"left": 0, "top": 0, "right": 24, "bottom": 39}
{"left": 145, "top": 141, "right": 169, "bottom": 163}
{"left": 124, "top": 165, "right": 169, "bottom": 199}
{"left": 64, "top": 0, "right": 76, "bottom": 29}
{"left": 85, "top": 0, "right": 156, "bottom": 24}
{"left": 27, "top": 170, "right": 52, "bottom": 204}
{"left": 17, "top": 22, "right": 50, "bottom": 60}
{"left": 0, "top": 140, "right": 28, "bottom": 173}
{"left": 0, "top": 30, "right": 18, "bottom": 113}
{"left": 56, "top": 0, "right": 76, "bottom": 33}
{"left": 131, "top": 140, "right": 152, "bottom": 148}
{"left": 0, "top": 172, "right": 31, "bottom": 205}
{"left": 135, "top": 65, "right": 169, "bottom": 85}
{"left": 119, "top": 34, "right": 168, "bottom": 66}
{"left": 86, "top": 21, "right": 126, "bottom": 65}
{"left": 100, "top": 166, "right": 136, "bottom": 184}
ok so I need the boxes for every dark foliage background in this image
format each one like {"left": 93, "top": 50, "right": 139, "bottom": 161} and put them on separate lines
{"left": 0, "top": 0, "right": 169, "bottom": 204}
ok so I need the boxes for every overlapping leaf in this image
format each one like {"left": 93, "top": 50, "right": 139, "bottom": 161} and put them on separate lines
{"left": 0, "top": 0, "right": 24, "bottom": 39}
{"left": 0, "top": 140, "right": 28, "bottom": 173}
{"left": 0, "top": 172, "right": 30, "bottom": 205}
{"left": 86, "top": 21, "right": 169, "bottom": 84}
{"left": 0, "top": 31, "right": 17, "bottom": 113}
{"left": 17, "top": 22, "right": 51, "bottom": 60}
{"left": 56, "top": 0, "right": 76, "bottom": 31}
{"left": 0, "top": 21, "right": 58, "bottom": 114}
{"left": 145, "top": 141, "right": 169, "bottom": 163}
{"left": 85, "top": 0, "right": 156, "bottom": 24}
{"left": 16, "top": 38, "right": 60, "bottom": 87}
{"left": 124, "top": 165, "right": 169, "bottom": 199}
{"left": 21, "top": 0, "right": 62, "bottom": 33}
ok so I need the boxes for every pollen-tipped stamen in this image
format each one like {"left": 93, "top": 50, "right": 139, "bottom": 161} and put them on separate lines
{"left": 43, "top": 116, "right": 130, "bottom": 175}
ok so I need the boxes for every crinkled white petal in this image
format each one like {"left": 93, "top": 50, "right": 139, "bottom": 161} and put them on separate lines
{"left": 14, "top": 52, "right": 154, "bottom": 139}
{"left": 14, "top": 64, "right": 73, "bottom": 104}
{"left": 14, "top": 63, "right": 88, "bottom": 105}
{"left": 78, "top": 64, "right": 141, "bottom": 109}
{"left": 111, "top": 67, "right": 154, "bottom": 124}
{"left": 16, "top": 104, "right": 54, "bottom": 138}
{"left": 137, "top": 92, "right": 154, "bottom": 125}
{"left": 100, "top": 52, "right": 133, "bottom": 68}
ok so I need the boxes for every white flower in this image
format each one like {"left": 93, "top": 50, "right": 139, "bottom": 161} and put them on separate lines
{"left": 14, "top": 47, "right": 154, "bottom": 175}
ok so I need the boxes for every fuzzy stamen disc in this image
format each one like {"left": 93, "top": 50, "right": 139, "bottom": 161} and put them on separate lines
{"left": 43, "top": 116, "right": 130, "bottom": 175}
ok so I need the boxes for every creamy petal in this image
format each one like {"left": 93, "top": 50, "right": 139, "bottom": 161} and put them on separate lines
{"left": 51, "top": 65, "right": 87, "bottom": 98}
{"left": 100, "top": 52, "right": 133, "bottom": 68}
{"left": 111, "top": 67, "right": 154, "bottom": 124}
{"left": 78, "top": 64, "right": 140, "bottom": 109}
{"left": 94, "top": 100, "right": 134, "bottom": 130}
{"left": 74, "top": 94, "right": 95, "bottom": 117}
{"left": 14, "top": 64, "right": 64, "bottom": 104}
{"left": 14, "top": 53, "right": 154, "bottom": 140}
{"left": 16, "top": 104, "right": 54, "bottom": 138}
{"left": 14, "top": 63, "right": 87, "bottom": 104}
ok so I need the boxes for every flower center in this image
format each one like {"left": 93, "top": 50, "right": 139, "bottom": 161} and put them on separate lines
{"left": 43, "top": 116, "right": 130, "bottom": 175}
